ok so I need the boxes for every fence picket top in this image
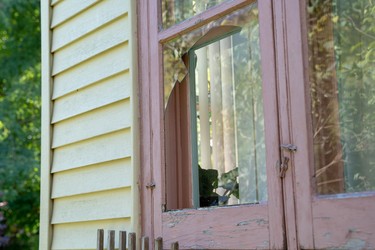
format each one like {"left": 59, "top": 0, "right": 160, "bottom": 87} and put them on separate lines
{"left": 171, "top": 241, "right": 179, "bottom": 250}
{"left": 119, "top": 231, "right": 127, "bottom": 250}
{"left": 141, "top": 236, "right": 149, "bottom": 250}
{"left": 97, "top": 229, "right": 183, "bottom": 250}
{"left": 128, "top": 232, "right": 136, "bottom": 250}
{"left": 97, "top": 229, "right": 104, "bottom": 250}
{"left": 155, "top": 237, "right": 163, "bottom": 250}
{"left": 107, "top": 230, "right": 115, "bottom": 250}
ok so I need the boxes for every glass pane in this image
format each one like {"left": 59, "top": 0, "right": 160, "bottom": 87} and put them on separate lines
{"left": 191, "top": 5, "right": 266, "bottom": 207}
{"left": 162, "top": 0, "right": 227, "bottom": 29}
{"left": 307, "top": 0, "right": 375, "bottom": 194}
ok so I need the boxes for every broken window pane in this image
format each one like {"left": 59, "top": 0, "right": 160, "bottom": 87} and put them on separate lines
{"left": 163, "top": 5, "right": 259, "bottom": 108}
{"left": 163, "top": 2, "right": 266, "bottom": 209}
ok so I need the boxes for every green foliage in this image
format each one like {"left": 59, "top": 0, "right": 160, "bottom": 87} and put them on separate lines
{"left": 199, "top": 166, "right": 240, "bottom": 207}
{"left": 198, "top": 166, "right": 218, "bottom": 206}
{"left": 0, "top": 0, "right": 41, "bottom": 248}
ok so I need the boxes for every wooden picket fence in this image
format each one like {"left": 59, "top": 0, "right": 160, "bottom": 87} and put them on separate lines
{"left": 96, "top": 229, "right": 179, "bottom": 250}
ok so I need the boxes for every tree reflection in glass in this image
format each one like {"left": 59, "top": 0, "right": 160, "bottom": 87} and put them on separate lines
{"left": 161, "top": 0, "right": 227, "bottom": 29}
{"left": 307, "top": 0, "right": 375, "bottom": 194}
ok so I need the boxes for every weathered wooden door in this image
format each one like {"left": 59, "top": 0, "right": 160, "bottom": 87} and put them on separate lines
{"left": 139, "top": 0, "right": 287, "bottom": 249}
{"left": 139, "top": 0, "right": 375, "bottom": 249}
{"left": 282, "top": 0, "right": 375, "bottom": 249}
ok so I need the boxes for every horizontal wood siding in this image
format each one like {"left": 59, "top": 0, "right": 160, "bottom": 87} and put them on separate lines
{"left": 52, "top": 188, "right": 132, "bottom": 224}
{"left": 51, "top": 0, "right": 63, "bottom": 7}
{"left": 45, "top": 0, "right": 137, "bottom": 249}
{"left": 51, "top": 0, "right": 128, "bottom": 52}
{"left": 51, "top": 0, "right": 99, "bottom": 28}
{"left": 52, "top": 128, "right": 131, "bottom": 172}
{"left": 51, "top": 159, "right": 132, "bottom": 198}
{"left": 52, "top": 219, "right": 131, "bottom": 250}
{"left": 52, "top": 100, "right": 131, "bottom": 148}
{"left": 52, "top": 73, "right": 131, "bottom": 123}
{"left": 52, "top": 46, "right": 130, "bottom": 99}
{"left": 52, "top": 16, "right": 129, "bottom": 75}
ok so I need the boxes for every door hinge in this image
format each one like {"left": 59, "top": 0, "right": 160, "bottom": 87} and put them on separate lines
{"left": 278, "top": 156, "right": 290, "bottom": 178}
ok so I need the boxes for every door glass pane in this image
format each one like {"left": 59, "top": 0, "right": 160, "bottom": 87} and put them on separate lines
{"left": 191, "top": 5, "right": 267, "bottom": 207}
{"left": 307, "top": 0, "right": 375, "bottom": 194}
{"left": 161, "top": 0, "right": 227, "bottom": 29}
{"left": 163, "top": 3, "right": 266, "bottom": 209}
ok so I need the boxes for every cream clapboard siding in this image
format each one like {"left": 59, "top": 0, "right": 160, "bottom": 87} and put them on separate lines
{"left": 40, "top": 0, "right": 139, "bottom": 249}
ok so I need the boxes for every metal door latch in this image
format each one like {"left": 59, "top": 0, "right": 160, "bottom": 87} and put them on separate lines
{"left": 277, "top": 143, "right": 296, "bottom": 178}
{"left": 278, "top": 156, "right": 290, "bottom": 178}
{"left": 146, "top": 182, "right": 156, "bottom": 189}
{"left": 280, "top": 143, "right": 297, "bottom": 152}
